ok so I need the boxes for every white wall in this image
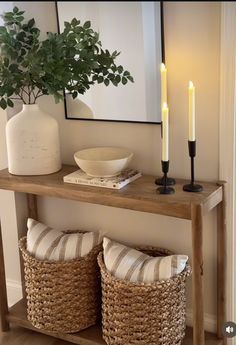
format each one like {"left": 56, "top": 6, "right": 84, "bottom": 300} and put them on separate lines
{"left": 0, "top": 1, "right": 220, "bottom": 330}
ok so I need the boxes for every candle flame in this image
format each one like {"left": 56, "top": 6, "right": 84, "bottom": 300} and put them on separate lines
{"left": 160, "top": 63, "right": 166, "bottom": 71}
{"left": 162, "top": 102, "right": 168, "bottom": 110}
{"left": 189, "top": 81, "right": 194, "bottom": 88}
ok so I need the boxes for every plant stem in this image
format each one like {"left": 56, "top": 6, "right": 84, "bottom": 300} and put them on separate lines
{"left": 35, "top": 93, "right": 44, "bottom": 101}
{"left": 34, "top": 89, "right": 44, "bottom": 103}
{"left": 28, "top": 86, "right": 31, "bottom": 104}
{"left": 32, "top": 89, "right": 36, "bottom": 103}
{"left": 9, "top": 97, "right": 23, "bottom": 100}
{"left": 19, "top": 88, "right": 26, "bottom": 104}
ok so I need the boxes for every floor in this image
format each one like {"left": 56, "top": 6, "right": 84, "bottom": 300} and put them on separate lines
{"left": 0, "top": 327, "right": 72, "bottom": 345}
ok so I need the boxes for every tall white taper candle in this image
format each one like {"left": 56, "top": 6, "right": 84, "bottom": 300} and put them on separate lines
{"left": 160, "top": 63, "right": 167, "bottom": 107}
{"left": 188, "top": 81, "right": 195, "bottom": 141}
{"left": 162, "top": 103, "right": 169, "bottom": 161}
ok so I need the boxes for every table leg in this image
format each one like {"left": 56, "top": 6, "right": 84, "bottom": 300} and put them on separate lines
{"left": 191, "top": 203, "right": 205, "bottom": 345}
{"left": 27, "top": 194, "right": 38, "bottom": 220}
{"left": 0, "top": 221, "right": 9, "bottom": 332}
{"left": 217, "top": 199, "right": 226, "bottom": 344}
{"left": 20, "top": 194, "right": 38, "bottom": 299}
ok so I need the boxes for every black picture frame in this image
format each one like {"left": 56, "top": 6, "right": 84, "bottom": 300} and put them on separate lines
{"left": 55, "top": 1, "right": 165, "bottom": 125}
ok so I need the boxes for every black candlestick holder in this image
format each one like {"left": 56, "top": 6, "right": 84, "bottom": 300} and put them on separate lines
{"left": 155, "top": 175, "right": 176, "bottom": 186}
{"left": 183, "top": 141, "right": 203, "bottom": 193}
{"left": 156, "top": 161, "right": 175, "bottom": 194}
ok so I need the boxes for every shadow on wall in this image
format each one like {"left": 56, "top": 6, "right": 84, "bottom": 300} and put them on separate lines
{"left": 66, "top": 94, "right": 94, "bottom": 119}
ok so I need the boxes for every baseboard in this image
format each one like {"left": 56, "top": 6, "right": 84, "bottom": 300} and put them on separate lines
{"left": 6, "top": 279, "right": 22, "bottom": 307}
{"left": 6, "top": 280, "right": 217, "bottom": 334}
{"left": 186, "top": 309, "right": 217, "bottom": 333}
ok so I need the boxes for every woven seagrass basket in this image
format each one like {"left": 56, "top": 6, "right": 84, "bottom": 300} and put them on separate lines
{"left": 19, "top": 236, "right": 102, "bottom": 333}
{"left": 98, "top": 246, "right": 192, "bottom": 345}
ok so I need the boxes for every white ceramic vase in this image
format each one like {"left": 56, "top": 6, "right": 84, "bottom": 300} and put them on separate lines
{"left": 6, "top": 104, "right": 61, "bottom": 175}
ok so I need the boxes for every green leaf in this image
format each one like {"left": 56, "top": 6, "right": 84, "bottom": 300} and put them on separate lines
{"left": 0, "top": 87, "right": 6, "bottom": 97}
{"left": 3, "top": 12, "right": 14, "bottom": 19}
{"left": 127, "top": 75, "right": 134, "bottom": 82}
{"left": 71, "top": 18, "right": 78, "bottom": 27}
{"left": 97, "top": 76, "right": 104, "bottom": 83}
{"left": 83, "top": 21, "right": 91, "bottom": 29}
{"left": 6, "top": 86, "right": 14, "bottom": 97}
{"left": 31, "top": 28, "right": 40, "bottom": 35}
{"left": 111, "top": 79, "right": 118, "bottom": 87}
{"left": 74, "top": 26, "right": 83, "bottom": 34}
{"left": 22, "top": 24, "right": 28, "bottom": 31}
{"left": 17, "top": 56, "right": 23, "bottom": 63}
{"left": 111, "top": 66, "right": 116, "bottom": 73}
{"left": 72, "top": 91, "right": 77, "bottom": 99}
{"left": 123, "top": 70, "right": 130, "bottom": 76}
{"left": 13, "top": 6, "right": 19, "bottom": 13}
{"left": 115, "top": 75, "right": 121, "bottom": 83}
{"left": 17, "top": 16, "right": 24, "bottom": 22}
{"left": 117, "top": 65, "right": 123, "bottom": 74}
{"left": 108, "top": 73, "right": 115, "bottom": 80}
{"left": 122, "top": 77, "right": 128, "bottom": 85}
{"left": 4, "top": 58, "right": 9, "bottom": 67}
{"left": 9, "top": 64, "right": 18, "bottom": 72}
{"left": 20, "top": 48, "right": 27, "bottom": 56}
{"left": 7, "top": 99, "right": 14, "bottom": 107}
{"left": 104, "top": 79, "right": 109, "bottom": 86}
{"left": 16, "top": 32, "right": 26, "bottom": 41}
{"left": 0, "top": 98, "right": 7, "bottom": 110}
{"left": 28, "top": 18, "right": 35, "bottom": 28}
{"left": 0, "top": 26, "right": 7, "bottom": 34}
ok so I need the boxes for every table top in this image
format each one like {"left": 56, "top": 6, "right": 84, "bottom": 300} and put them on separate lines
{"left": 0, "top": 165, "right": 223, "bottom": 220}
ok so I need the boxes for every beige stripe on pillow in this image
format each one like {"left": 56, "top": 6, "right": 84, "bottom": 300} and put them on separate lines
{"left": 103, "top": 237, "right": 188, "bottom": 283}
{"left": 171, "top": 255, "right": 178, "bottom": 276}
{"left": 75, "top": 233, "right": 83, "bottom": 257}
{"left": 154, "top": 258, "right": 162, "bottom": 281}
{"left": 44, "top": 234, "right": 64, "bottom": 260}
{"left": 81, "top": 232, "right": 95, "bottom": 256}
{"left": 138, "top": 258, "right": 152, "bottom": 282}
{"left": 27, "top": 218, "right": 100, "bottom": 261}
{"left": 111, "top": 247, "right": 130, "bottom": 276}
{"left": 31, "top": 227, "right": 51, "bottom": 255}
{"left": 59, "top": 235, "right": 70, "bottom": 261}
{"left": 125, "top": 253, "right": 148, "bottom": 281}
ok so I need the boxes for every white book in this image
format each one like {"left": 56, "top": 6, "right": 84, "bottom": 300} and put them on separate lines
{"left": 63, "top": 169, "right": 142, "bottom": 189}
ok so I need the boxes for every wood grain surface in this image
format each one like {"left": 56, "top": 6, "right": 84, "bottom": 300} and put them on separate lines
{"left": 0, "top": 165, "right": 223, "bottom": 219}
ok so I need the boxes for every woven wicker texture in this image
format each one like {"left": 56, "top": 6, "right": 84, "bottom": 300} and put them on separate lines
{"left": 98, "top": 246, "right": 192, "bottom": 345}
{"left": 19, "top": 237, "right": 102, "bottom": 333}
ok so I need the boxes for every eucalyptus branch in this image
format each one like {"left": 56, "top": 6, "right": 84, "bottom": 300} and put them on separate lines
{"left": 0, "top": 6, "right": 133, "bottom": 110}
{"left": 28, "top": 85, "right": 31, "bottom": 104}
{"left": 35, "top": 93, "right": 44, "bottom": 100}
{"left": 19, "top": 88, "right": 26, "bottom": 104}
{"left": 9, "top": 97, "right": 24, "bottom": 100}
{"left": 34, "top": 89, "right": 42, "bottom": 103}
{"left": 32, "top": 88, "right": 36, "bottom": 100}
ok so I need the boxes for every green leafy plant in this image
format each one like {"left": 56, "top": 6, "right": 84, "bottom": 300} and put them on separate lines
{"left": 0, "top": 6, "right": 134, "bottom": 109}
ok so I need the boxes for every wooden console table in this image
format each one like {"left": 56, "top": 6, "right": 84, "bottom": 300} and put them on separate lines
{"left": 0, "top": 165, "right": 226, "bottom": 345}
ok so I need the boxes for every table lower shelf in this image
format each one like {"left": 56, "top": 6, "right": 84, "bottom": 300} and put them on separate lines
{"left": 6, "top": 299, "right": 223, "bottom": 345}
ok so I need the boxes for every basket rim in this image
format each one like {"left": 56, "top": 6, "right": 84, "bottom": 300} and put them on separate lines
{"left": 97, "top": 249, "right": 192, "bottom": 288}
{"left": 19, "top": 236, "right": 102, "bottom": 265}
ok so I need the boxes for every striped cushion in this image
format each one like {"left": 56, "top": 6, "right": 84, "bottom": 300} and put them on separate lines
{"left": 103, "top": 237, "right": 188, "bottom": 283}
{"left": 27, "top": 218, "right": 99, "bottom": 261}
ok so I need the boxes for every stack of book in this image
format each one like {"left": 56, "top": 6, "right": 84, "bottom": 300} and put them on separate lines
{"left": 63, "top": 168, "right": 142, "bottom": 189}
